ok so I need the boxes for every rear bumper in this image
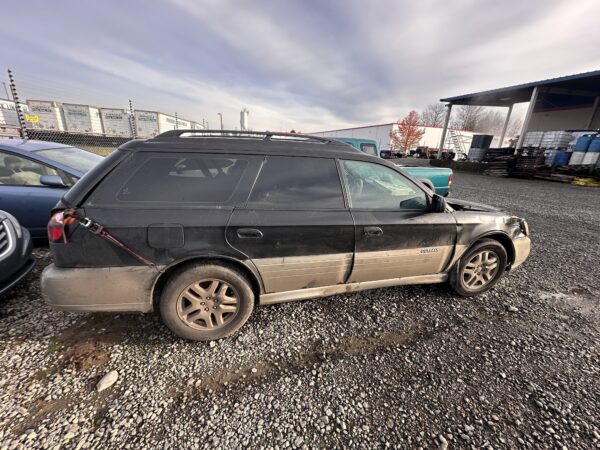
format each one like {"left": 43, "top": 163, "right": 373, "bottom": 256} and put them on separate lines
{"left": 41, "top": 264, "right": 159, "bottom": 312}
{"left": 511, "top": 235, "right": 531, "bottom": 269}
{"left": 436, "top": 186, "right": 450, "bottom": 196}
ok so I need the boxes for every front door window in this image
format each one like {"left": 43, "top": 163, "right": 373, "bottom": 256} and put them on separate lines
{"left": 340, "top": 159, "right": 428, "bottom": 210}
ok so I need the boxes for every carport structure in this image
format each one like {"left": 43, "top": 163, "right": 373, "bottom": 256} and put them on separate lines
{"left": 436, "top": 70, "right": 600, "bottom": 157}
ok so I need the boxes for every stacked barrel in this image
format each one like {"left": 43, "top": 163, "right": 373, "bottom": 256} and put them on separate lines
{"left": 570, "top": 134, "right": 600, "bottom": 166}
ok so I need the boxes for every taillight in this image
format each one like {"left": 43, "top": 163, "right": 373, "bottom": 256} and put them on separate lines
{"left": 448, "top": 174, "right": 453, "bottom": 187}
{"left": 48, "top": 211, "right": 66, "bottom": 242}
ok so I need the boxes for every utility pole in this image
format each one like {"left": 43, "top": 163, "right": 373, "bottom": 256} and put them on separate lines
{"left": 218, "top": 112, "right": 223, "bottom": 130}
{"left": 7, "top": 69, "right": 28, "bottom": 139}
{"left": 2, "top": 82, "right": 9, "bottom": 99}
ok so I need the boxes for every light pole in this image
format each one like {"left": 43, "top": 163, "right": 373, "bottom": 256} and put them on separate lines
{"left": 217, "top": 113, "right": 223, "bottom": 130}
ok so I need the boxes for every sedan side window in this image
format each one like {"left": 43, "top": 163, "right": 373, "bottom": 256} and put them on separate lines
{"left": 340, "top": 159, "right": 428, "bottom": 210}
{"left": 0, "top": 151, "right": 60, "bottom": 186}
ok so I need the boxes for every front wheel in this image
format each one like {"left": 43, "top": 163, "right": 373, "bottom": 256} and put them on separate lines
{"left": 450, "top": 239, "right": 507, "bottom": 297}
{"left": 160, "top": 264, "right": 254, "bottom": 341}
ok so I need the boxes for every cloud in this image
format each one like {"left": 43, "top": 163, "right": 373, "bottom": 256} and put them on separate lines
{"left": 1, "top": 0, "right": 598, "bottom": 131}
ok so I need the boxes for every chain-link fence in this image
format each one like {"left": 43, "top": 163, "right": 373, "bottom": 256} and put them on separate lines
{"left": 1, "top": 69, "right": 208, "bottom": 155}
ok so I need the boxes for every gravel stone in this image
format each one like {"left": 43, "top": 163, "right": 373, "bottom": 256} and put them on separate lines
{"left": 96, "top": 370, "right": 119, "bottom": 392}
{"left": 0, "top": 170, "right": 598, "bottom": 449}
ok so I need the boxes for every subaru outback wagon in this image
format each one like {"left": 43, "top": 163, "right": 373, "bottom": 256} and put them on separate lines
{"left": 42, "top": 131, "right": 530, "bottom": 341}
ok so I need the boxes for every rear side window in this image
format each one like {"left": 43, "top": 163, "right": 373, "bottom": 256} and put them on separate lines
{"left": 360, "top": 143, "right": 378, "bottom": 156}
{"left": 87, "top": 153, "right": 257, "bottom": 206}
{"left": 247, "top": 156, "right": 344, "bottom": 209}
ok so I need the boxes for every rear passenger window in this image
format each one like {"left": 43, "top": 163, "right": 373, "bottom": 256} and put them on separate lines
{"left": 248, "top": 156, "right": 344, "bottom": 209}
{"left": 87, "top": 153, "right": 254, "bottom": 206}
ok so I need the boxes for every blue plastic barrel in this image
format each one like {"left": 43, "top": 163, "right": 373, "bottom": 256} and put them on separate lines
{"left": 588, "top": 137, "right": 600, "bottom": 152}
{"left": 575, "top": 135, "right": 594, "bottom": 151}
{"left": 552, "top": 151, "right": 571, "bottom": 166}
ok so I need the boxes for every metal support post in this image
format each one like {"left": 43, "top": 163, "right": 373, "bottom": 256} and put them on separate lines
{"left": 516, "top": 87, "right": 539, "bottom": 149}
{"left": 498, "top": 104, "right": 513, "bottom": 148}
{"left": 586, "top": 96, "right": 600, "bottom": 129}
{"left": 437, "top": 103, "right": 452, "bottom": 159}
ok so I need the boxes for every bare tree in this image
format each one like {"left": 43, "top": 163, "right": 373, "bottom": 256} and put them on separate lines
{"left": 507, "top": 117, "right": 522, "bottom": 137}
{"left": 421, "top": 103, "right": 446, "bottom": 127}
{"left": 474, "top": 110, "right": 505, "bottom": 134}
{"left": 451, "top": 105, "right": 485, "bottom": 131}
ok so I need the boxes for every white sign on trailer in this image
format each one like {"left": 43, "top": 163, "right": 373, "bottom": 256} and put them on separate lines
{"left": 159, "top": 114, "right": 179, "bottom": 133}
{"left": 0, "top": 99, "right": 28, "bottom": 126}
{"left": 135, "top": 110, "right": 159, "bottom": 138}
{"left": 63, "top": 104, "right": 103, "bottom": 134}
{"left": 101, "top": 108, "right": 132, "bottom": 137}
{"left": 26, "top": 100, "right": 65, "bottom": 131}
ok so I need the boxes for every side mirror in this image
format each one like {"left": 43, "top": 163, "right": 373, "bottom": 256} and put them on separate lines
{"left": 380, "top": 150, "right": 391, "bottom": 159}
{"left": 40, "top": 175, "right": 66, "bottom": 188}
{"left": 430, "top": 194, "right": 447, "bottom": 213}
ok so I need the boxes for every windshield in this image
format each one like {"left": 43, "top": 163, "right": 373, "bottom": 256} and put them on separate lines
{"left": 34, "top": 147, "right": 103, "bottom": 173}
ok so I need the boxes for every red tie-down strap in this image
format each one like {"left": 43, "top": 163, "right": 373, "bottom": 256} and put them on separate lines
{"left": 63, "top": 209, "right": 156, "bottom": 267}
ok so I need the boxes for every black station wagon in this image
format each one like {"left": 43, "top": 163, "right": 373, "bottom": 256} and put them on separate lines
{"left": 42, "top": 131, "right": 530, "bottom": 340}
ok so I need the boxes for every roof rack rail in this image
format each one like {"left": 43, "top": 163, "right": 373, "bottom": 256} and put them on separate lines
{"left": 153, "top": 129, "right": 336, "bottom": 144}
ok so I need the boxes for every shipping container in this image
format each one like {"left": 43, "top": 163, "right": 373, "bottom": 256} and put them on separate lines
{"left": 62, "top": 103, "right": 103, "bottom": 134}
{"left": 25, "top": 100, "right": 65, "bottom": 131}
{"left": 100, "top": 108, "right": 132, "bottom": 137}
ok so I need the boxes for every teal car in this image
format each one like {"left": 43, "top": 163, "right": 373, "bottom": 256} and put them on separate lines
{"left": 333, "top": 137, "right": 453, "bottom": 196}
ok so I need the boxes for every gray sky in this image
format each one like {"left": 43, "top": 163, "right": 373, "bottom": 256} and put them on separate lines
{"left": 2, "top": 0, "right": 599, "bottom": 131}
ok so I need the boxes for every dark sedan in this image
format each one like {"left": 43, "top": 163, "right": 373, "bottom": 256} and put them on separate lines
{"left": 0, "top": 140, "right": 103, "bottom": 239}
{"left": 0, "top": 210, "right": 35, "bottom": 295}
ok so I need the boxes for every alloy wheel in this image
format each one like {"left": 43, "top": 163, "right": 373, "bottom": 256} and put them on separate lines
{"left": 176, "top": 279, "right": 239, "bottom": 330}
{"left": 462, "top": 250, "right": 499, "bottom": 290}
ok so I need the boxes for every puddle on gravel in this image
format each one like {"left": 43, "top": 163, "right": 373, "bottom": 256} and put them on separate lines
{"left": 44, "top": 314, "right": 135, "bottom": 373}
{"left": 12, "top": 396, "right": 72, "bottom": 436}
{"left": 540, "top": 290, "right": 598, "bottom": 319}
{"left": 189, "top": 325, "right": 421, "bottom": 393}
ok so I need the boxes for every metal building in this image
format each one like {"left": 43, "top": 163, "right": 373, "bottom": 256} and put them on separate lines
{"left": 438, "top": 70, "right": 600, "bottom": 155}
{"left": 311, "top": 123, "right": 481, "bottom": 154}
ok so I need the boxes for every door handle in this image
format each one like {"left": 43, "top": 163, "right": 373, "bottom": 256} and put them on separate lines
{"left": 237, "top": 228, "right": 263, "bottom": 239}
{"left": 364, "top": 226, "right": 383, "bottom": 236}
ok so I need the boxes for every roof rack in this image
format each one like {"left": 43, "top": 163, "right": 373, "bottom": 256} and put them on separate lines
{"left": 153, "top": 129, "right": 336, "bottom": 144}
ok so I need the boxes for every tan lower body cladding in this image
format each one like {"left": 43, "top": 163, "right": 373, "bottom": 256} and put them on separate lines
{"left": 348, "top": 246, "right": 456, "bottom": 283}
{"left": 260, "top": 273, "right": 448, "bottom": 305}
{"left": 256, "top": 245, "right": 460, "bottom": 304}
{"left": 253, "top": 253, "right": 353, "bottom": 293}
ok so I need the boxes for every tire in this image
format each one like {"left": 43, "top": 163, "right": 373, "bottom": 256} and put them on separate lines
{"left": 159, "top": 263, "right": 254, "bottom": 341}
{"left": 450, "top": 239, "right": 508, "bottom": 297}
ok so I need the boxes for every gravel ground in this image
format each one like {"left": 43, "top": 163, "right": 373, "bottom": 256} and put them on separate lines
{"left": 1, "top": 172, "right": 599, "bottom": 450}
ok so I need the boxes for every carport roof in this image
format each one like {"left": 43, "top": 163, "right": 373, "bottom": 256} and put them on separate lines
{"left": 440, "top": 69, "right": 600, "bottom": 107}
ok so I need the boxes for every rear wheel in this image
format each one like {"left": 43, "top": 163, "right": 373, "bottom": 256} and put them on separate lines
{"left": 450, "top": 239, "right": 507, "bottom": 297}
{"left": 160, "top": 264, "right": 254, "bottom": 341}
